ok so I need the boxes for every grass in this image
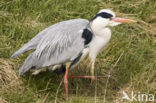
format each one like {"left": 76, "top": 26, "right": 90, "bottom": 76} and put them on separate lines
{"left": 0, "top": 0, "right": 156, "bottom": 103}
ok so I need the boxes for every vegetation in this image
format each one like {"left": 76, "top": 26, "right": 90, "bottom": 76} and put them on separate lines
{"left": 0, "top": 0, "right": 156, "bottom": 103}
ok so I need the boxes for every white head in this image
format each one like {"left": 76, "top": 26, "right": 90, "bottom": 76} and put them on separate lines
{"left": 90, "top": 9, "right": 136, "bottom": 33}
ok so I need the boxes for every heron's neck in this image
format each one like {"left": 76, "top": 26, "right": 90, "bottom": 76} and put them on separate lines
{"left": 89, "top": 22, "right": 111, "bottom": 37}
{"left": 88, "top": 23, "right": 111, "bottom": 62}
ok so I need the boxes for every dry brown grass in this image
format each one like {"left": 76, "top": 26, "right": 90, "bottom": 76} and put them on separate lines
{"left": 0, "top": 58, "right": 23, "bottom": 102}
{"left": 0, "top": 59, "right": 20, "bottom": 87}
{"left": 0, "top": 97, "right": 9, "bottom": 103}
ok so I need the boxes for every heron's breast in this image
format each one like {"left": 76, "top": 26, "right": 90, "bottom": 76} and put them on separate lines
{"left": 90, "top": 35, "right": 111, "bottom": 50}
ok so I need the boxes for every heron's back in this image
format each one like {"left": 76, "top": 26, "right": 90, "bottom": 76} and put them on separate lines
{"left": 13, "top": 19, "right": 90, "bottom": 75}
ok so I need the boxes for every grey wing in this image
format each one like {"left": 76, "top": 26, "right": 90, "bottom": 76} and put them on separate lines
{"left": 11, "top": 19, "right": 88, "bottom": 59}
{"left": 18, "top": 19, "right": 89, "bottom": 75}
{"left": 35, "top": 29, "right": 85, "bottom": 67}
{"left": 10, "top": 19, "right": 73, "bottom": 58}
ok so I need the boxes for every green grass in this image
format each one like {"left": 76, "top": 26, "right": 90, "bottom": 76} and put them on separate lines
{"left": 0, "top": 0, "right": 156, "bottom": 103}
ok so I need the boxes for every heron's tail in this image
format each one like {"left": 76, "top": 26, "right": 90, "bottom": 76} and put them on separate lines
{"left": 18, "top": 52, "right": 35, "bottom": 75}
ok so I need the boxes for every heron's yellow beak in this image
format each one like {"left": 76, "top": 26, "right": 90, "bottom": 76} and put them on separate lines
{"left": 112, "top": 17, "right": 136, "bottom": 23}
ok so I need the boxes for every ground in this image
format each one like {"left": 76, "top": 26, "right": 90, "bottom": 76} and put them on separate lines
{"left": 0, "top": 0, "right": 156, "bottom": 103}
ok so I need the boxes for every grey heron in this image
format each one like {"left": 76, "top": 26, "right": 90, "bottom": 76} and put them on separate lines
{"left": 11, "top": 9, "right": 136, "bottom": 100}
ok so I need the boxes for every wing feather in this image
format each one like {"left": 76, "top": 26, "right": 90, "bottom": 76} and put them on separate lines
{"left": 17, "top": 19, "right": 89, "bottom": 74}
{"left": 34, "top": 25, "right": 86, "bottom": 67}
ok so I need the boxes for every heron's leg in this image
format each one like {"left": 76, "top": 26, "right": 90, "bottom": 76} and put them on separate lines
{"left": 64, "top": 67, "right": 68, "bottom": 100}
{"left": 68, "top": 75, "right": 107, "bottom": 79}
{"left": 64, "top": 62, "right": 70, "bottom": 100}
{"left": 68, "top": 60, "right": 107, "bottom": 80}
{"left": 90, "top": 60, "right": 96, "bottom": 83}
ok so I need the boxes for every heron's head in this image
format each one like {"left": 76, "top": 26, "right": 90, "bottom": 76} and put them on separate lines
{"left": 90, "top": 9, "right": 136, "bottom": 28}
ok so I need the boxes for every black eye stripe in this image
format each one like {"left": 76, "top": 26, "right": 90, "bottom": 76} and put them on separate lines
{"left": 90, "top": 12, "right": 113, "bottom": 21}
{"left": 97, "top": 12, "right": 113, "bottom": 18}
